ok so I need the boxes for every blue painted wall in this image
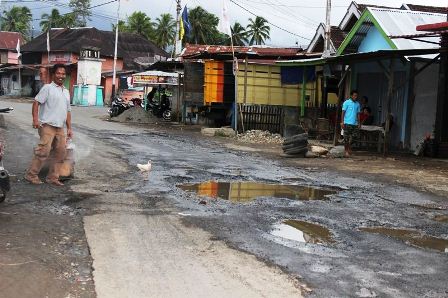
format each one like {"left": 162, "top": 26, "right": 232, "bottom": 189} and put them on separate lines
{"left": 358, "top": 26, "right": 392, "bottom": 53}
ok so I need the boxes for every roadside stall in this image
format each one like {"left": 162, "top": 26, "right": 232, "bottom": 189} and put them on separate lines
{"left": 132, "top": 71, "right": 182, "bottom": 120}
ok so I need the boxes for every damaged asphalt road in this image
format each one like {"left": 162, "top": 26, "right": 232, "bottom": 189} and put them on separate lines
{"left": 1, "top": 101, "right": 448, "bottom": 298}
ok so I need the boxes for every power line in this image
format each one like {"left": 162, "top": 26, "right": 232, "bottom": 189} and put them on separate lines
{"left": 261, "top": 0, "right": 318, "bottom": 28}
{"left": 238, "top": 0, "right": 347, "bottom": 9}
{"left": 32, "top": 0, "right": 121, "bottom": 21}
{"left": 236, "top": 0, "right": 317, "bottom": 30}
{"left": 230, "top": 0, "right": 311, "bottom": 41}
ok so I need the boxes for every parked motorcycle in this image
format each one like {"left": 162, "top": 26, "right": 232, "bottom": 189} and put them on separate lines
{"left": 108, "top": 96, "right": 134, "bottom": 118}
{"left": 0, "top": 107, "right": 13, "bottom": 203}
{"left": 146, "top": 91, "right": 172, "bottom": 121}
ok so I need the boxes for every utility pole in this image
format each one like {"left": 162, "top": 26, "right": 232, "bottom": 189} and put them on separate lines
{"left": 321, "top": 0, "right": 332, "bottom": 118}
{"left": 111, "top": 0, "right": 121, "bottom": 101}
{"left": 0, "top": 0, "right": 3, "bottom": 30}
{"left": 173, "top": 0, "right": 181, "bottom": 58}
{"left": 323, "top": 0, "right": 332, "bottom": 57}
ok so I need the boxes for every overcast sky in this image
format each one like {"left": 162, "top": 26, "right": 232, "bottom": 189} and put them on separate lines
{"left": 4, "top": 0, "right": 447, "bottom": 46}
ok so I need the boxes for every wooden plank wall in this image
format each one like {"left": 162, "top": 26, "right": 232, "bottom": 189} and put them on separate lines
{"left": 240, "top": 104, "right": 284, "bottom": 135}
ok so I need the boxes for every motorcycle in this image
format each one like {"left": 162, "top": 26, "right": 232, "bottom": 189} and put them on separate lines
{"left": 146, "top": 92, "right": 172, "bottom": 121}
{"left": 0, "top": 107, "right": 13, "bottom": 203}
{"left": 108, "top": 96, "right": 134, "bottom": 118}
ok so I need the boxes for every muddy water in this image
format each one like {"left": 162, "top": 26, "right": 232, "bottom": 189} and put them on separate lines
{"left": 178, "top": 181, "right": 336, "bottom": 202}
{"left": 271, "top": 220, "right": 335, "bottom": 245}
{"left": 433, "top": 215, "right": 448, "bottom": 223}
{"left": 360, "top": 227, "right": 448, "bottom": 253}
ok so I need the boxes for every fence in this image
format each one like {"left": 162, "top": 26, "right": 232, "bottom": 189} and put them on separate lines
{"left": 239, "top": 104, "right": 284, "bottom": 135}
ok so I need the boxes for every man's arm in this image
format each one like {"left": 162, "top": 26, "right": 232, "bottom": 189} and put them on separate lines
{"left": 341, "top": 110, "right": 345, "bottom": 129}
{"left": 32, "top": 101, "right": 40, "bottom": 129}
{"left": 66, "top": 111, "right": 73, "bottom": 139}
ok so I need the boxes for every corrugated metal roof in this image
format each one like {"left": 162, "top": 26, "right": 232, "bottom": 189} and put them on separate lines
{"left": 0, "top": 31, "right": 25, "bottom": 50}
{"left": 369, "top": 8, "right": 446, "bottom": 50}
{"left": 181, "top": 44, "right": 306, "bottom": 58}
{"left": 404, "top": 4, "right": 447, "bottom": 14}
{"left": 21, "top": 28, "right": 168, "bottom": 69}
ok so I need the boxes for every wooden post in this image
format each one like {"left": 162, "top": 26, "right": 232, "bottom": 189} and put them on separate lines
{"left": 404, "top": 61, "right": 416, "bottom": 148}
{"left": 177, "top": 73, "right": 181, "bottom": 122}
{"left": 243, "top": 57, "right": 248, "bottom": 104}
{"left": 435, "top": 37, "right": 448, "bottom": 143}
{"left": 384, "top": 59, "right": 395, "bottom": 156}
{"left": 301, "top": 66, "right": 307, "bottom": 117}
{"left": 333, "top": 64, "right": 348, "bottom": 146}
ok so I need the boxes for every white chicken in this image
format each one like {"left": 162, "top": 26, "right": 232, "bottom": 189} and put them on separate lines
{"left": 137, "top": 160, "right": 152, "bottom": 172}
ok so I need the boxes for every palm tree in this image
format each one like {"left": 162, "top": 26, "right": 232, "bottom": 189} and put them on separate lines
{"left": 41, "top": 10, "right": 77, "bottom": 31}
{"left": 246, "top": 16, "right": 270, "bottom": 45}
{"left": 1, "top": 6, "right": 32, "bottom": 39}
{"left": 231, "top": 22, "right": 248, "bottom": 46}
{"left": 60, "top": 13, "right": 77, "bottom": 28}
{"left": 188, "top": 6, "right": 220, "bottom": 44}
{"left": 112, "top": 20, "right": 129, "bottom": 33}
{"left": 155, "top": 13, "right": 176, "bottom": 50}
{"left": 126, "top": 11, "right": 155, "bottom": 40}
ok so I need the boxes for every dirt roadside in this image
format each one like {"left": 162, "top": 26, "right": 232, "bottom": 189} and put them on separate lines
{"left": 1, "top": 100, "right": 306, "bottom": 298}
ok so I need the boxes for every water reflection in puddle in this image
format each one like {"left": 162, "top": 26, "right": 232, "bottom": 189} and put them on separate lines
{"left": 360, "top": 227, "right": 448, "bottom": 253}
{"left": 271, "top": 220, "right": 335, "bottom": 245}
{"left": 178, "top": 181, "right": 336, "bottom": 202}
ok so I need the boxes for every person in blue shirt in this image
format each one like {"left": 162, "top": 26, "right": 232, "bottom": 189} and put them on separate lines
{"left": 341, "top": 90, "right": 361, "bottom": 157}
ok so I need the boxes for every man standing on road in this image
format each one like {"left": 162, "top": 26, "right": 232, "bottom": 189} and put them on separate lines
{"left": 24, "top": 64, "right": 73, "bottom": 186}
{"left": 341, "top": 90, "right": 361, "bottom": 157}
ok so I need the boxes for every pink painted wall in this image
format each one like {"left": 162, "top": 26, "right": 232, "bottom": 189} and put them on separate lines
{"left": 7, "top": 51, "right": 19, "bottom": 64}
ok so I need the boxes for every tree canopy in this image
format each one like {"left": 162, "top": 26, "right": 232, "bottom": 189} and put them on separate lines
{"left": 69, "top": 0, "right": 91, "bottom": 27}
{"left": 40, "top": 9, "right": 76, "bottom": 31}
{"left": 0, "top": 6, "right": 33, "bottom": 39}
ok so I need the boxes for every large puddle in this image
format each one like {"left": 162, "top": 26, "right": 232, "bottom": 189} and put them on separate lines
{"left": 178, "top": 181, "right": 336, "bottom": 202}
{"left": 271, "top": 220, "right": 335, "bottom": 245}
{"left": 360, "top": 227, "right": 448, "bottom": 253}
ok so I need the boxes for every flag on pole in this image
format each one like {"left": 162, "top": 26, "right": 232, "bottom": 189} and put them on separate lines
{"left": 218, "top": 0, "right": 231, "bottom": 36}
{"left": 46, "top": 30, "right": 51, "bottom": 53}
{"left": 16, "top": 39, "right": 21, "bottom": 57}
{"left": 179, "top": 6, "right": 191, "bottom": 40}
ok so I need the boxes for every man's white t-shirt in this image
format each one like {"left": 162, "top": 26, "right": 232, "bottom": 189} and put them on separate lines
{"left": 35, "top": 82, "right": 71, "bottom": 128}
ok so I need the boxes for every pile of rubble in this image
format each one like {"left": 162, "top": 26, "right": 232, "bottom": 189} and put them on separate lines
{"left": 237, "top": 130, "right": 284, "bottom": 144}
{"left": 114, "top": 107, "right": 157, "bottom": 124}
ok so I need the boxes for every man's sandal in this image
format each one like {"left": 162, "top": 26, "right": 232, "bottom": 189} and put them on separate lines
{"left": 24, "top": 175, "right": 43, "bottom": 185}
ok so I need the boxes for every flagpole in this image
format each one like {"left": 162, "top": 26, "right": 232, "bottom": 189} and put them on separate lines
{"left": 230, "top": 34, "right": 239, "bottom": 133}
{"left": 47, "top": 22, "right": 51, "bottom": 84}
{"left": 18, "top": 56, "right": 22, "bottom": 96}
{"left": 173, "top": 0, "right": 181, "bottom": 58}
{"left": 111, "top": 0, "right": 121, "bottom": 101}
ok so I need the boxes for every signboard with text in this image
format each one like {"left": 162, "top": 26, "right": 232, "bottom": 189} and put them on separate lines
{"left": 133, "top": 75, "right": 178, "bottom": 86}
{"left": 49, "top": 52, "right": 72, "bottom": 63}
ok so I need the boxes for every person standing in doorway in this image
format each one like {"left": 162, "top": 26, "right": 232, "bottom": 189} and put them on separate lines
{"left": 24, "top": 64, "right": 73, "bottom": 186}
{"left": 341, "top": 90, "right": 361, "bottom": 157}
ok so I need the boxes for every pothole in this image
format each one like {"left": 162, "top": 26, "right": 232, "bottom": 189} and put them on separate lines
{"left": 178, "top": 181, "right": 336, "bottom": 203}
{"left": 360, "top": 227, "right": 448, "bottom": 253}
{"left": 271, "top": 220, "right": 335, "bottom": 245}
{"left": 433, "top": 215, "right": 448, "bottom": 223}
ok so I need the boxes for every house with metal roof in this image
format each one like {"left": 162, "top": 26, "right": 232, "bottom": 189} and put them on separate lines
{"left": 337, "top": 8, "right": 445, "bottom": 54}
{"left": 0, "top": 32, "right": 25, "bottom": 96}
{"left": 278, "top": 6, "right": 446, "bottom": 155}
{"left": 19, "top": 27, "right": 168, "bottom": 102}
